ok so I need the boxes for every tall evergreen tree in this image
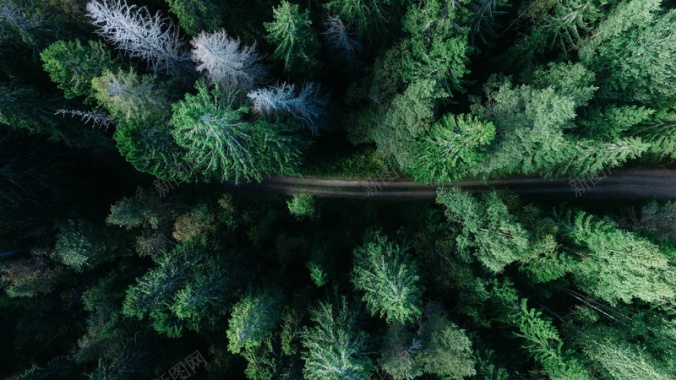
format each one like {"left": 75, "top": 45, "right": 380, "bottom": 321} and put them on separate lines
{"left": 265, "top": 1, "right": 321, "bottom": 77}
{"left": 351, "top": 230, "right": 423, "bottom": 324}
{"left": 300, "top": 297, "right": 372, "bottom": 380}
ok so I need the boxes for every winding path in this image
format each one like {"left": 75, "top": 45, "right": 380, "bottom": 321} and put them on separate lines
{"left": 221, "top": 170, "right": 676, "bottom": 200}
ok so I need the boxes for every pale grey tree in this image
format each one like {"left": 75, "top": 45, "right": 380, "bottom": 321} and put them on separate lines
{"left": 86, "top": 0, "right": 190, "bottom": 76}
{"left": 322, "top": 15, "right": 361, "bottom": 67}
{"left": 190, "top": 29, "right": 267, "bottom": 92}
{"left": 247, "top": 82, "right": 328, "bottom": 134}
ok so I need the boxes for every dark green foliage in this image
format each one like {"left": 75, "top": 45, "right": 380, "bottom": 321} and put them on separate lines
{"left": 490, "top": 281, "right": 590, "bottom": 379}
{"left": 227, "top": 290, "right": 282, "bottom": 354}
{"left": 301, "top": 297, "right": 372, "bottom": 379}
{"left": 265, "top": 1, "right": 321, "bottom": 77}
{"left": 287, "top": 192, "right": 317, "bottom": 220}
{"left": 123, "top": 240, "right": 234, "bottom": 336}
{"left": 54, "top": 219, "right": 114, "bottom": 272}
{"left": 41, "top": 39, "right": 120, "bottom": 101}
{"left": 437, "top": 188, "right": 530, "bottom": 272}
{"left": 580, "top": 0, "right": 676, "bottom": 105}
{"left": 165, "top": 0, "right": 222, "bottom": 36}
{"left": 352, "top": 230, "right": 422, "bottom": 324}
{"left": 170, "top": 80, "right": 303, "bottom": 183}
{"left": 410, "top": 113, "right": 495, "bottom": 183}
{"left": 558, "top": 210, "right": 676, "bottom": 306}
{"left": 416, "top": 306, "right": 477, "bottom": 379}
{"left": 397, "top": 0, "right": 471, "bottom": 95}
{"left": 323, "top": 0, "right": 390, "bottom": 37}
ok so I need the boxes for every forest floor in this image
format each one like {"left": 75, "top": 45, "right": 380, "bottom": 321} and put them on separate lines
{"left": 221, "top": 170, "right": 676, "bottom": 200}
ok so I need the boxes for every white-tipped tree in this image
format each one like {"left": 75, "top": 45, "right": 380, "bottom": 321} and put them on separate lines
{"left": 86, "top": 0, "right": 189, "bottom": 76}
{"left": 322, "top": 15, "right": 361, "bottom": 67}
{"left": 190, "top": 29, "right": 267, "bottom": 92}
{"left": 247, "top": 82, "right": 328, "bottom": 135}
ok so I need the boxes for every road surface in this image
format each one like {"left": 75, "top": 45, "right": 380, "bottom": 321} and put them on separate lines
{"left": 221, "top": 169, "right": 676, "bottom": 200}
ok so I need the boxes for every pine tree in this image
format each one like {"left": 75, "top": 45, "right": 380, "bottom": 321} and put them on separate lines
{"left": 265, "top": 1, "right": 321, "bottom": 77}
{"left": 491, "top": 280, "right": 591, "bottom": 380}
{"left": 416, "top": 306, "right": 477, "bottom": 379}
{"left": 300, "top": 297, "right": 372, "bottom": 380}
{"left": 322, "top": 16, "right": 361, "bottom": 67}
{"left": 437, "top": 188, "right": 531, "bottom": 272}
{"left": 559, "top": 210, "right": 676, "bottom": 305}
{"left": 86, "top": 0, "right": 191, "bottom": 76}
{"left": 164, "top": 0, "right": 221, "bottom": 36}
{"left": 170, "top": 80, "right": 303, "bottom": 183}
{"left": 247, "top": 82, "right": 328, "bottom": 135}
{"left": 41, "top": 39, "right": 120, "bottom": 101}
{"left": 351, "top": 230, "right": 423, "bottom": 324}
{"left": 92, "top": 69, "right": 171, "bottom": 122}
{"left": 410, "top": 113, "right": 495, "bottom": 183}
{"left": 397, "top": 0, "right": 471, "bottom": 94}
{"left": 226, "top": 290, "right": 282, "bottom": 354}
{"left": 54, "top": 219, "right": 111, "bottom": 272}
{"left": 323, "top": 0, "right": 389, "bottom": 37}
{"left": 190, "top": 29, "right": 267, "bottom": 92}
{"left": 580, "top": 0, "right": 676, "bottom": 105}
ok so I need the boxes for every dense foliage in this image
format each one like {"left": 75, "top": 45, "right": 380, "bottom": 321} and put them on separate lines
{"left": 1, "top": 0, "right": 675, "bottom": 379}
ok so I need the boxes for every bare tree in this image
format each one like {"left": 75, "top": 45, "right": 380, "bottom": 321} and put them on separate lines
{"left": 322, "top": 15, "right": 361, "bottom": 67}
{"left": 248, "top": 82, "right": 328, "bottom": 135}
{"left": 86, "top": 0, "right": 190, "bottom": 76}
{"left": 190, "top": 29, "right": 267, "bottom": 92}
{"left": 55, "top": 109, "right": 114, "bottom": 130}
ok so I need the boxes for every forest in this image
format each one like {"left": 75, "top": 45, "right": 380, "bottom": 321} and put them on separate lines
{"left": 1, "top": 0, "right": 675, "bottom": 379}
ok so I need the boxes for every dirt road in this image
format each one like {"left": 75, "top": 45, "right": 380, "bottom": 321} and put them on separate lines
{"left": 221, "top": 170, "right": 676, "bottom": 200}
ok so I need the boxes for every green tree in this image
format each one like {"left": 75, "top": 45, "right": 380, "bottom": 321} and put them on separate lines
{"left": 437, "top": 188, "right": 530, "bottom": 272}
{"left": 170, "top": 80, "right": 303, "bottom": 183}
{"left": 410, "top": 113, "right": 495, "bottom": 183}
{"left": 580, "top": 0, "right": 676, "bottom": 105}
{"left": 351, "top": 230, "right": 423, "bottom": 324}
{"left": 227, "top": 290, "right": 282, "bottom": 354}
{"left": 323, "top": 0, "right": 390, "bottom": 37}
{"left": 397, "top": 0, "right": 471, "bottom": 94}
{"left": 416, "top": 306, "right": 477, "bottom": 379}
{"left": 41, "top": 39, "right": 120, "bottom": 101}
{"left": 92, "top": 69, "right": 171, "bottom": 122}
{"left": 300, "top": 297, "right": 371, "bottom": 380}
{"left": 165, "top": 0, "right": 221, "bottom": 36}
{"left": 287, "top": 193, "right": 317, "bottom": 220}
{"left": 265, "top": 1, "right": 321, "bottom": 77}
{"left": 123, "top": 240, "right": 233, "bottom": 336}
{"left": 54, "top": 219, "right": 115, "bottom": 272}
{"left": 491, "top": 280, "right": 590, "bottom": 380}
{"left": 559, "top": 210, "right": 676, "bottom": 306}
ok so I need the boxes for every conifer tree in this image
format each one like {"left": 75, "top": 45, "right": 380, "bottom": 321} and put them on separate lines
{"left": 170, "top": 80, "right": 302, "bottom": 183}
{"left": 41, "top": 39, "right": 120, "bottom": 101}
{"left": 410, "top": 113, "right": 495, "bottom": 183}
{"left": 580, "top": 0, "right": 676, "bottom": 105}
{"left": 558, "top": 210, "right": 676, "bottom": 306}
{"left": 248, "top": 82, "right": 328, "bottom": 135}
{"left": 190, "top": 29, "right": 267, "bottom": 92}
{"left": 164, "top": 0, "right": 221, "bottom": 36}
{"left": 300, "top": 297, "right": 371, "bottom": 380}
{"left": 437, "top": 188, "right": 530, "bottom": 272}
{"left": 351, "top": 230, "right": 423, "bottom": 324}
{"left": 227, "top": 290, "right": 282, "bottom": 354}
{"left": 86, "top": 0, "right": 191, "bottom": 76}
{"left": 265, "top": 1, "right": 321, "bottom": 77}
